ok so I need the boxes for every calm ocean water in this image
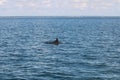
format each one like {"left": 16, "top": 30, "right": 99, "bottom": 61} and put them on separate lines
{"left": 0, "top": 17, "right": 120, "bottom": 80}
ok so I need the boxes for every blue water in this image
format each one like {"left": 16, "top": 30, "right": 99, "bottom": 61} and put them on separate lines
{"left": 0, "top": 17, "right": 120, "bottom": 80}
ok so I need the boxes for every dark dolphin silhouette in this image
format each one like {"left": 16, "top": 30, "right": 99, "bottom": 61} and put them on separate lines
{"left": 45, "top": 38, "right": 61, "bottom": 45}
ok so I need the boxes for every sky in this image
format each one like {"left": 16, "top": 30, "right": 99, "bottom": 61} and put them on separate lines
{"left": 0, "top": 0, "right": 120, "bottom": 16}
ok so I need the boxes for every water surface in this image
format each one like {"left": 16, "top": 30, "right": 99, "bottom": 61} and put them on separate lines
{"left": 0, "top": 17, "right": 120, "bottom": 80}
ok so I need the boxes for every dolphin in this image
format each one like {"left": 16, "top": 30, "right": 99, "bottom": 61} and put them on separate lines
{"left": 45, "top": 38, "right": 61, "bottom": 45}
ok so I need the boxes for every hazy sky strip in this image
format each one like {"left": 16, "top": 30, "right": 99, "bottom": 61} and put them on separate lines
{"left": 0, "top": 0, "right": 120, "bottom": 16}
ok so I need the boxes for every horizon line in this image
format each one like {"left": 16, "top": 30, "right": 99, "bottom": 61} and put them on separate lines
{"left": 0, "top": 15, "right": 120, "bottom": 17}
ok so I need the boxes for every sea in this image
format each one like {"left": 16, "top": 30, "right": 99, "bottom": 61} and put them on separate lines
{"left": 0, "top": 16, "right": 120, "bottom": 80}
